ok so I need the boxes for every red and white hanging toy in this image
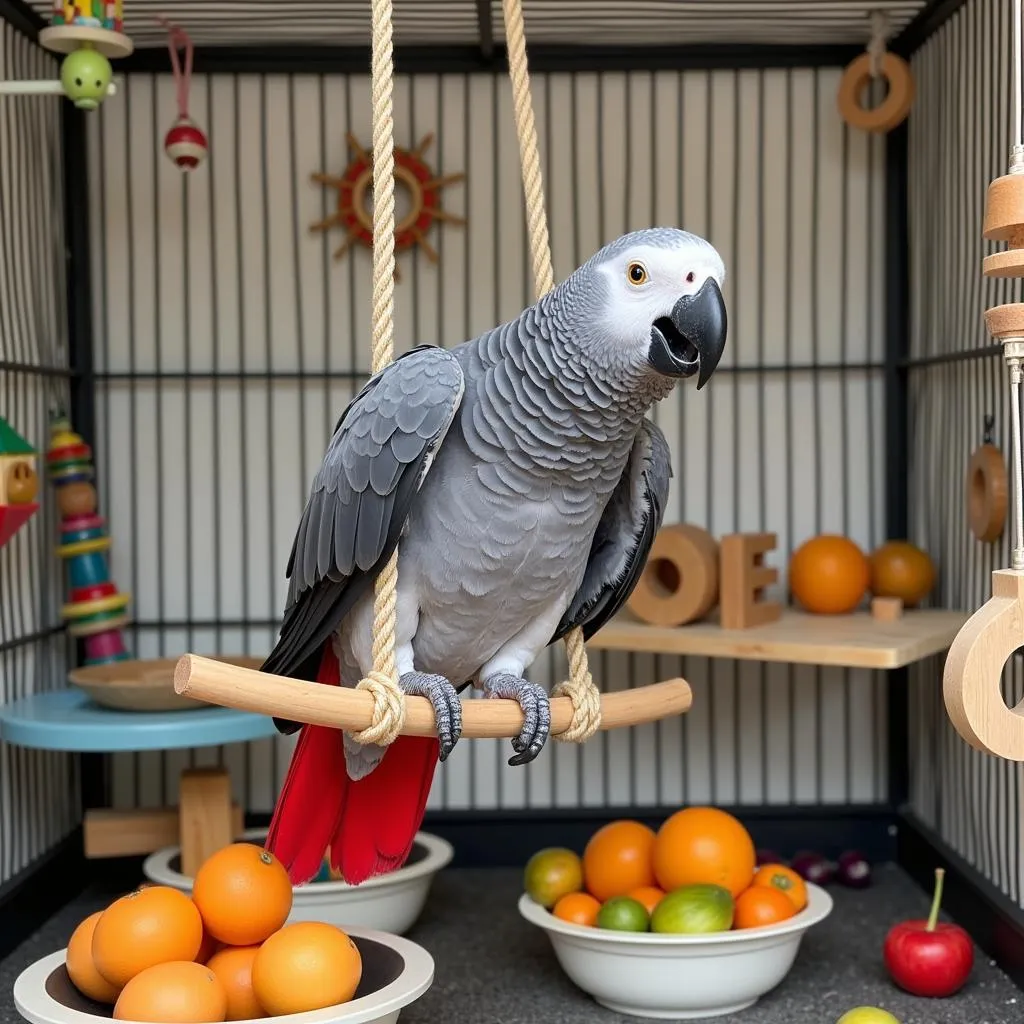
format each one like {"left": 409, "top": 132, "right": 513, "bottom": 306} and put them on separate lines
{"left": 158, "top": 16, "right": 206, "bottom": 170}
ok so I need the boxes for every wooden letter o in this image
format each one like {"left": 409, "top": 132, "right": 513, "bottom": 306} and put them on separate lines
{"left": 627, "top": 524, "right": 719, "bottom": 628}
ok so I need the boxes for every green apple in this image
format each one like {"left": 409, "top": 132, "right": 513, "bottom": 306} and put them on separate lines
{"left": 837, "top": 1008, "right": 901, "bottom": 1024}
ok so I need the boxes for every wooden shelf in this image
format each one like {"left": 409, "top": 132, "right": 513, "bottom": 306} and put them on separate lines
{"left": 585, "top": 607, "right": 969, "bottom": 670}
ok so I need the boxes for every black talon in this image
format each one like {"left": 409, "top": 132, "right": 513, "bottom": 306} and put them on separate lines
{"left": 399, "top": 671, "right": 462, "bottom": 760}
{"left": 481, "top": 674, "right": 551, "bottom": 766}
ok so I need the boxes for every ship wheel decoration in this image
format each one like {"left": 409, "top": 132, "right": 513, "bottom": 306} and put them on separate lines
{"left": 310, "top": 132, "right": 465, "bottom": 277}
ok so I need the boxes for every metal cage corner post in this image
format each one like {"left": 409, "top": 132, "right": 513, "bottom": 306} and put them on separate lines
{"left": 883, "top": 119, "right": 912, "bottom": 814}
{"left": 61, "top": 96, "right": 108, "bottom": 815}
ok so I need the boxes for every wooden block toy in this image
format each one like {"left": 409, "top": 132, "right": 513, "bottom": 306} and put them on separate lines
{"left": 627, "top": 524, "right": 719, "bottom": 627}
{"left": 83, "top": 803, "right": 245, "bottom": 859}
{"left": 871, "top": 596, "right": 904, "bottom": 621}
{"left": 719, "top": 532, "right": 783, "bottom": 630}
{"left": 179, "top": 767, "right": 236, "bottom": 878}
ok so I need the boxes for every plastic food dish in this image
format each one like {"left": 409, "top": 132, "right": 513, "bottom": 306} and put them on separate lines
{"left": 518, "top": 882, "right": 834, "bottom": 1019}
{"left": 13, "top": 927, "right": 434, "bottom": 1024}
{"left": 143, "top": 827, "right": 454, "bottom": 936}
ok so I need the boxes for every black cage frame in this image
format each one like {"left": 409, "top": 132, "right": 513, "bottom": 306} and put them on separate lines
{"left": 5, "top": 0, "right": 1024, "bottom": 991}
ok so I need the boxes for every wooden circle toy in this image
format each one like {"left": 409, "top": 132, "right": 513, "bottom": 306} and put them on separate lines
{"left": 836, "top": 12, "right": 914, "bottom": 134}
{"left": 627, "top": 524, "right": 719, "bottom": 627}
{"left": 966, "top": 416, "right": 1008, "bottom": 543}
{"left": 310, "top": 133, "right": 465, "bottom": 267}
{"left": 944, "top": 18, "right": 1024, "bottom": 761}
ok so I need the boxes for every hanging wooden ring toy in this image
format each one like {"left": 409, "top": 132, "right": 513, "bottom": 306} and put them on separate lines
{"left": 944, "top": 9, "right": 1024, "bottom": 762}
{"left": 837, "top": 11, "right": 914, "bottom": 134}
{"left": 173, "top": 0, "right": 693, "bottom": 742}
{"left": 157, "top": 16, "right": 208, "bottom": 171}
{"left": 966, "top": 416, "right": 1008, "bottom": 543}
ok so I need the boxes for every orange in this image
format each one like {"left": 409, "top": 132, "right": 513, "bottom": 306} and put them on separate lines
{"left": 627, "top": 886, "right": 666, "bottom": 914}
{"left": 195, "top": 926, "right": 221, "bottom": 965}
{"left": 65, "top": 911, "right": 121, "bottom": 1004}
{"left": 582, "top": 820, "right": 657, "bottom": 902}
{"left": 652, "top": 807, "right": 755, "bottom": 898}
{"left": 734, "top": 886, "right": 797, "bottom": 930}
{"left": 251, "top": 921, "right": 362, "bottom": 1016}
{"left": 752, "top": 864, "right": 808, "bottom": 911}
{"left": 869, "top": 541, "right": 936, "bottom": 607}
{"left": 206, "top": 946, "right": 265, "bottom": 1021}
{"left": 552, "top": 892, "right": 601, "bottom": 926}
{"left": 92, "top": 885, "right": 204, "bottom": 988}
{"left": 788, "top": 534, "right": 870, "bottom": 615}
{"left": 192, "top": 843, "right": 293, "bottom": 946}
{"left": 113, "top": 960, "right": 227, "bottom": 1023}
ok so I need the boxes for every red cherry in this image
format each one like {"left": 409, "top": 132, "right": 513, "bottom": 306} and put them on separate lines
{"left": 882, "top": 868, "right": 973, "bottom": 998}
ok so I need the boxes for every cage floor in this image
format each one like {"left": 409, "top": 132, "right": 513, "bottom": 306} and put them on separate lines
{"left": 1, "top": 863, "right": 1020, "bottom": 1023}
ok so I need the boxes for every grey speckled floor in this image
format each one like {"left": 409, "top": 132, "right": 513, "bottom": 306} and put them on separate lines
{"left": 1, "top": 864, "right": 1021, "bottom": 1024}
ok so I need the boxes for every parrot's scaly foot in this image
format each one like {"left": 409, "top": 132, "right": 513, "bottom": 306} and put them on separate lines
{"left": 400, "top": 671, "right": 463, "bottom": 761}
{"left": 481, "top": 674, "right": 550, "bottom": 766}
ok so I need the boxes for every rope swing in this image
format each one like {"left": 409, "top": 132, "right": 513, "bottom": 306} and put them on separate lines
{"left": 173, "top": 0, "right": 693, "bottom": 742}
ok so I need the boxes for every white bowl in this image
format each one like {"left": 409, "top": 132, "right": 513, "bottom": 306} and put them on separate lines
{"left": 143, "top": 828, "right": 453, "bottom": 936}
{"left": 13, "top": 926, "right": 434, "bottom": 1024}
{"left": 519, "top": 882, "right": 834, "bottom": 1019}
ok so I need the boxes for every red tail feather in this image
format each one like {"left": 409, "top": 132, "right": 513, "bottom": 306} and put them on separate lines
{"left": 265, "top": 645, "right": 440, "bottom": 886}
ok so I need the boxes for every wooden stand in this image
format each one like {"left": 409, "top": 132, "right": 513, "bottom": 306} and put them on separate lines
{"left": 83, "top": 767, "right": 244, "bottom": 876}
{"left": 944, "top": 169, "right": 1024, "bottom": 761}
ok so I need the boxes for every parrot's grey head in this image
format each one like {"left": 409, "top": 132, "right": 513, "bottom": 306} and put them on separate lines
{"left": 564, "top": 227, "right": 728, "bottom": 391}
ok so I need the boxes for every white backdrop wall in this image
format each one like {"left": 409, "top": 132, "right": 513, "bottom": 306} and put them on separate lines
{"left": 85, "top": 65, "right": 888, "bottom": 816}
{"left": 907, "top": 0, "right": 1024, "bottom": 905}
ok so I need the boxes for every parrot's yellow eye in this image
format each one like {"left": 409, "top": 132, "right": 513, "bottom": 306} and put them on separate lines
{"left": 626, "top": 261, "right": 648, "bottom": 285}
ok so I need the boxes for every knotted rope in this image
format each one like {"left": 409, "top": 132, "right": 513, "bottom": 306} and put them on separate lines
{"left": 350, "top": 0, "right": 405, "bottom": 747}
{"left": 501, "top": 0, "right": 602, "bottom": 743}
{"left": 866, "top": 9, "right": 889, "bottom": 78}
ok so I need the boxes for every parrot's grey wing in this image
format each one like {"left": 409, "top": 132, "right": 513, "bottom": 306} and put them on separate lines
{"left": 260, "top": 345, "right": 465, "bottom": 686}
{"left": 550, "top": 419, "right": 672, "bottom": 644}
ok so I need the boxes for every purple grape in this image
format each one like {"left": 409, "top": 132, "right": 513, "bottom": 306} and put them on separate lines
{"left": 790, "top": 850, "right": 835, "bottom": 885}
{"left": 836, "top": 849, "right": 872, "bottom": 888}
{"left": 755, "top": 848, "right": 784, "bottom": 866}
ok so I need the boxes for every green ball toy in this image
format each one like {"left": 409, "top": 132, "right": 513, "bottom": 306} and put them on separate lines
{"left": 60, "top": 48, "right": 112, "bottom": 111}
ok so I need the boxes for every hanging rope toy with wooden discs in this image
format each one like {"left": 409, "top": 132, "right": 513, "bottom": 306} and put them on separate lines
{"left": 156, "top": 16, "right": 208, "bottom": 171}
{"left": 310, "top": 132, "right": 465, "bottom": 278}
{"left": 0, "top": 2, "right": 131, "bottom": 107}
{"left": 945, "top": 0, "right": 1024, "bottom": 761}
{"left": 172, "top": 0, "right": 720, "bottom": 886}
{"left": 837, "top": 9, "right": 915, "bottom": 134}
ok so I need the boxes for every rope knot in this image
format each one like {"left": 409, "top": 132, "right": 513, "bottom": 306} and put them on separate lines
{"left": 352, "top": 669, "right": 406, "bottom": 746}
{"left": 552, "top": 627, "right": 602, "bottom": 743}
{"left": 867, "top": 9, "right": 890, "bottom": 77}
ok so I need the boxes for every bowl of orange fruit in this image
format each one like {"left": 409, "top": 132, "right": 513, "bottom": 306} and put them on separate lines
{"left": 143, "top": 828, "right": 453, "bottom": 937}
{"left": 13, "top": 843, "right": 433, "bottom": 1024}
{"left": 518, "top": 807, "right": 833, "bottom": 1019}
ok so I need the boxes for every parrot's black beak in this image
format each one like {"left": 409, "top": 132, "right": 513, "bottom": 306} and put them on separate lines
{"left": 647, "top": 277, "right": 728, "bottom": 389}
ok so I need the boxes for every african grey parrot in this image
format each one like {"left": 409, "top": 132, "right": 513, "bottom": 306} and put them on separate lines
{"left": 262, "top": 227, "right": 727, "bottom": 884}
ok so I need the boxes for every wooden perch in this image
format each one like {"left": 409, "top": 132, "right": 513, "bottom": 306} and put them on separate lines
{"left": 173, "top": 654, "right": 692, "bottom": 739}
